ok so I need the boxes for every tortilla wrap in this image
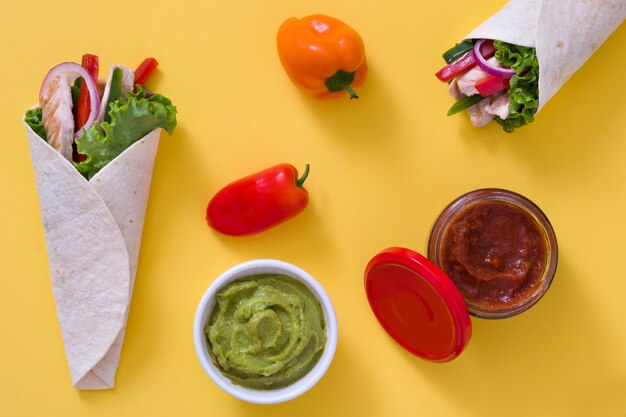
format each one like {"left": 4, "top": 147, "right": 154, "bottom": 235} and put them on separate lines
{"left": 24, "top": 119, "right": 161, "bottom": 389}
{"left": 465, "top": 0, "right": 625, "bottom": 112}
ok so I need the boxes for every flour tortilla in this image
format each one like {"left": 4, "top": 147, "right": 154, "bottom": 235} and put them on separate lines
{"left": 25, "top": 119, "right": 161, "bottom": 389}
{"left": 465, "top": 0, "right": 626, "bottom": 112}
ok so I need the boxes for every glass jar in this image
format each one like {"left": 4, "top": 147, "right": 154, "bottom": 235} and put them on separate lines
{"left": 427, "top": 189, "right": 558, "bottom": 319}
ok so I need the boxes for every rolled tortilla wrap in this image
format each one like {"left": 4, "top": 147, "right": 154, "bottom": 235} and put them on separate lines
{"left": 24, "top": 119, "right": 161, "bottom": 389}
{"left": 465, "top": 0, "right": 626, "bottom": 112}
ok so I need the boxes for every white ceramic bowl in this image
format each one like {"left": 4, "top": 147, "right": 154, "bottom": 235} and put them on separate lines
{"left": 193, "top": 259, "right": 338, "bottom": 404}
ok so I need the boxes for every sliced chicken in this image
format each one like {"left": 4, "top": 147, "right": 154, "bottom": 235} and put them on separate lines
{"left": 485, "top": 93, "right": 511, "bottom": 120}
{"left": 448, "top": 79, "right": 463, "bottom": 100}
{"left": 467, "top": 97, "right": 494, "bottom": 127}
{"left": 98, "top": 65, "right": 135, "bottom": 122}
{"left": 454, "top": 57, "right": 500, "bottom": 97}
{"left": 447, "top": 57, "right": 512, "bottom": 126}
{"left": 455, "top": 67, "right": 488, "bottom": 96}
{"left": 39, "top": 75, "right": 75, "bottom": 160}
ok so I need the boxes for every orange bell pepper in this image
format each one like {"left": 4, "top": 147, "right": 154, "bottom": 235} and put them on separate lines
{"left": 277, "top": 14, "right": 368, "bottom": 100}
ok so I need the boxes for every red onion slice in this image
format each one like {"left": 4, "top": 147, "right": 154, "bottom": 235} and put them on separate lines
{"left": 39, "top": 62, "right": 100, "bottom": 138}
{"left": 472, "top": 40, "right": 516, "bottom": 79}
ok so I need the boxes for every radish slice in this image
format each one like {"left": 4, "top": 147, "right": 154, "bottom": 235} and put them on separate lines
{"left": 40, "top": 62, "right": 100, "bottom": 137}
{"left": 472, "top": 40, "right": 516, "bottom": 79}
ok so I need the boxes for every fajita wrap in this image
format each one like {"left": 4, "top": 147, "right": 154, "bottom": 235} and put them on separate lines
{"left": 436, "top": 0, "right": 625, "bottom": 131}
{"left": 24, "top": 55, "right": 176, "bottom": 389}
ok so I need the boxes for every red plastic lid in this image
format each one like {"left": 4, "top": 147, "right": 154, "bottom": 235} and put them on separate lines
{"left": 364, "top": 247, "right": 472, "bottom": 362}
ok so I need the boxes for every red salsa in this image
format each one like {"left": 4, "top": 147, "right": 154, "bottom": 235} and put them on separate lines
{"left": 440, "top": 200, "right": 547, "bottom": 310}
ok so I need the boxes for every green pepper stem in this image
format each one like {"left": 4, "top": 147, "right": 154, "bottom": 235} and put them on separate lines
{"left": 296, "top": 164, "right": 310, "bottom": 188}
{"left": 343, "top": 84, "right": 359, "bottom": 100}
{"left": 325, "top": 70, "right": 359, "bottom": 100}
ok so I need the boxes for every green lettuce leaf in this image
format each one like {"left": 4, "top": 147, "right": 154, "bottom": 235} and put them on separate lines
{"left": 24, "top": 107, "right": 47, "bottom": 140}
{"left": 74, "top": 86, "right": 177, "bottom": 179}
{"left": 493, "top": 40, "right": 539, "bottom": 133}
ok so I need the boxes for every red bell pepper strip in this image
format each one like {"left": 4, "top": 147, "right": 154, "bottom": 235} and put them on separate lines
{"left": 475, "top": 75, "right": 510, "bottom": 97}
{"left": 75, "top": 54, "right": 99, "bottom": 130}
{"left": 73, "top": 54, "right": 99, "bottom": 162}
{"left": 435, "top": 40, "right": 496, "bottom": 82}
{"left": 133, "top": 58, "right": 159, "bottom": 91}
{"left": 206, "top": 164, "right": 310, "bottom": 236}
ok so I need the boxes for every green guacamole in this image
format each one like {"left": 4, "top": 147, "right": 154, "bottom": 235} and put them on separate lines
{"left": 205, "top": 274, "right": 327, "bottom": 390}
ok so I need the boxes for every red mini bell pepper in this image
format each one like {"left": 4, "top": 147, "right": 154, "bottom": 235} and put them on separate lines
{"left": 206, "top": 163, "right": 310, "bottom": 236}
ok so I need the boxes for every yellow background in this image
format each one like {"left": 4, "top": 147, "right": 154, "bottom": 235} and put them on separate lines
{"left": 1, "top": 1, "right": 625, "bottom": 416}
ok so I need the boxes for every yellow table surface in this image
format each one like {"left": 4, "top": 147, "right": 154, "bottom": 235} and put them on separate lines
{"left": 1, "top": 1, "right": 625, "bottom": 416}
